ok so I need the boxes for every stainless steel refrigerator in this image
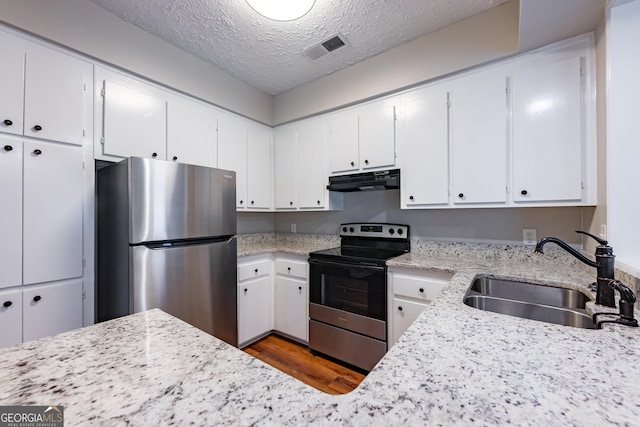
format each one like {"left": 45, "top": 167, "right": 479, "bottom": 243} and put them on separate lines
{"left": 97, "top": 157, "right": 238, "bottom": 346}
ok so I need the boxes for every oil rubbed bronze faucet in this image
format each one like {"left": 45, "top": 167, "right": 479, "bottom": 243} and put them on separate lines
{"left": 534, "top": 230, "right": 616, "bottom": 307}
{"left": 535, "top": 230, "right": 637, "bottom": 328}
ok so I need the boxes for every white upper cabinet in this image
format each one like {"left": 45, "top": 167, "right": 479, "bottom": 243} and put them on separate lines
{"left": 167, "top": 96, "right": 217, "bottom": 167}
{"left": 328, "top": 100, "right": 397, "bottom": 174}
{"left": 450, "top": 69, "right": 508, "bottom": 205}
{"left": 218, "top": 112, "right": 248, "bottom": 208}
{"left": 328, "top": 110, "right": 359, "bottom": 174}
{"left": 24, "top": 50, "right": 87, "bottom": 145}
{"left": 511, "top": 56, "right": 583, "bottom": 203}
{"left": 297, "top": 120, "right": 327, "bottom": 209}
{"left": 0, "top": 139, "right": 23, "bottom": 289}
{"left": 247, "top": 124, "right": 273, "bottom": 210}
{"left": 358, "top": 102, "right": 396, "bottom": 170}
{"left": 274, "top": 127, "right": 298, "bottom": 209}
{"left": 274, "top": 119, "right": 342, "bottom": 211}
{"left": 400, "top": 84, "right": 450, "bottom": 207}
{"left": 0, "top": 44, "right": 25, "bottom": 137}
{"left": 101, "top": 78, "right": 167, "bottom": 160}
{"left": 0, "top": 31, "right": 91, "bottom": 145}
{"left": 22, "top": 141, "right": 83, "bottom": 285}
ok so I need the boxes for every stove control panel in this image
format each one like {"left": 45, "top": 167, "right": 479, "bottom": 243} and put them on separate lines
{"left": 340, "top": 223, "right": 409, "bottom": 239}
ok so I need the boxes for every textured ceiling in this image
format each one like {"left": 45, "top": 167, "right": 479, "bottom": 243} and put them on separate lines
{"left": 88, "top": 0, "right": 511, "bottom": 95}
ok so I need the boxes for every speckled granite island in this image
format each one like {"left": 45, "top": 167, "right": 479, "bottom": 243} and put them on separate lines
{"left": 2, "top": 234, "right": 640, "bottom": 426}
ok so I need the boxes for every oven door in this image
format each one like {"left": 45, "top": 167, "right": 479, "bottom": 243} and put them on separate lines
{"left": 308, "top": 258, "right": 386, "bottom": 339}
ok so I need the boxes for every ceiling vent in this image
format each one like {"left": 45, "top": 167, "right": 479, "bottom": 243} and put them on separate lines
{"left": 304, "top": 34, "right": 347, "bottom": 60}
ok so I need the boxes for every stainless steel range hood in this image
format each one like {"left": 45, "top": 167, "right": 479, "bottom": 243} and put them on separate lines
{"left": 326, "top": 169, "right": 400, "bottom": 192}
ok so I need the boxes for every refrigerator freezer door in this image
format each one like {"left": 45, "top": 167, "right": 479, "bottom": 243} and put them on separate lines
{"left": 129, "top": 157, "right": 236, "bottom": 244}
{"left": 130, "top": 237, "right": 238, "bottom": 346}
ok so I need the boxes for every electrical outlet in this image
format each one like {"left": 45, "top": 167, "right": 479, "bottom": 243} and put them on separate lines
{"left": 290, "top": 223, "right": 296, "bottom": 233}
{"left": 523, "top": 229, "right": 537, "bottom": 245}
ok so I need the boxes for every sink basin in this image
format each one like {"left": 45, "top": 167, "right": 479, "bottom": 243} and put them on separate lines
{"left": 463, "top": 276, "right": 595, "bottom": 329}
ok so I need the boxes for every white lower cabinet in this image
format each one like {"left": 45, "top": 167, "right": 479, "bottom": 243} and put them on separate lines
{"left": 0, "top": 279, "right": 83, "bottom": 348}
{"left": 22, "top": 279, "right": 83, "bottom": 343}
{"left": 0, "top": 288, "right": 22, "bottom": 348}
{"left": 273, "top": 256, "right": 308, "bottom": 343}
{"left": 237, "top": 256, "right": 273, "bottom": 347}
{"left": 237, "top": 254, "right": 309, "bottom": 347}
{"left": 388, "top": 269, "right": 452, "bottom": 347}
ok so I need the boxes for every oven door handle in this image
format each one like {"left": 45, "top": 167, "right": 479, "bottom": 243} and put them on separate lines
{"left": 308, "top": 258, "right": 386, "bottom": 272}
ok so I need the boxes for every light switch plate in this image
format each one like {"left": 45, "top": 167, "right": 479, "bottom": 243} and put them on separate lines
{"left": 523, "top": 229, "right": 537, "bottom": 245}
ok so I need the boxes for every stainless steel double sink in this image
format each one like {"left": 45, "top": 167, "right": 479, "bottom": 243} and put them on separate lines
{"left": 463, "top": 276, "right": 595, "bottom": 329}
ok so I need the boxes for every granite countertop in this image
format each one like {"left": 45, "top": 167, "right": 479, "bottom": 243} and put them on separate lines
{"left": 2, "top": 235, "right": 640, "bottom": 425}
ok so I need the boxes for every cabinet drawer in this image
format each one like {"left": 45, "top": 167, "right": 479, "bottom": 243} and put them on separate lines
{"left": 274, "top": 259, "right": 307, "bottom": 279}
{"left": 238, "top": 259, "right": 272, "bottom": 282}
{"left": 393, "top": 274, "right": 448, "bottom": 301}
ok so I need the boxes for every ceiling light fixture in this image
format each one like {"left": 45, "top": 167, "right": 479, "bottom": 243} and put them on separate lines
{"left": 245, "top": 0, "right": 315, "bottom": 21}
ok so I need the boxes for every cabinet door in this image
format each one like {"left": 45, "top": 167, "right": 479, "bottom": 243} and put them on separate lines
{"left": 217, "top": 114, "right": 248, "bottom": 208}
{"left": 450, "top": 70, "right": 508, "bottom": 204}
{"left": 274, "top": 277, "right": 308, "bottom": 342}
{"left": 391, "top": 298, "right": 428, "bottom": 346}
{"left": 0, "top": 43, "right": 24, "bottom": 137}
{"left": 23, "top": 141, "right": 83, "bottom": 285}
{"left": 359, "top": 103, "right": 396, "bottom": 170}
{"left": 401, "top": 85, "right": 450, "bottom": 206}
{"left": 102, "top": 80, "right": 167, "bottom": 159}
{"left": 274, "top": 127, "right": 297, "bottom": 209}
{"left": 297, "top": 121, "right": 327, "bottom": 209}
{"left": 167, "top": 97, "right": 217, "bottom": 167}
{"left": 512, "top": 57, "right": 583, "bottom": 203}
{"left": 247, "top": 125, "right": 272, "bottom": 209}
{"left": 24, "top": 50, "right": 86, "bottom": 145}
{"left": 0, "top": 289, "right": 22, "bottom": 348}
{"left": 22, "top": 279, "right": 83, "bottom": 342}
{"left": 328, "top": 111, "right": 359, "bottom": 174}
{"left": 237, "top": 277, "right": 272, "bottom": 345}
{"left": 0, "top": 140, "right": 22, "bottom": 288}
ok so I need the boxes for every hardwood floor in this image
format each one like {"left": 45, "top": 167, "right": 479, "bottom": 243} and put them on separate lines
{"left": 243, "top": 334, "right": 367, "bottom": 395}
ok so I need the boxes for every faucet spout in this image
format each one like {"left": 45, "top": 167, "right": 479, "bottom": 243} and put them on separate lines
{"left": 534, "top": 232, "right": 617, "bottom": 307}
{"left": 534, "top": 236, "right": 600, "bottom": 269}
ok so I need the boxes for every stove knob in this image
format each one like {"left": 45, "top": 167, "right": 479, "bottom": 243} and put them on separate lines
{"left": 397, "top": 228, "right": 403, "bottom": 235}
{"left": 388, "top": 228, "right": 395, "bottom": 235}
{"left": 342, "top": 226, "right": 348, "bottom": 233}
{"left": 349, "top": 227, "right": 355, "bottom": 233}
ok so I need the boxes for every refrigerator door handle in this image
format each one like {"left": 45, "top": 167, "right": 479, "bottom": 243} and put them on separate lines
{"left": 141, "top": 235, "right": 235, "bottom": 249}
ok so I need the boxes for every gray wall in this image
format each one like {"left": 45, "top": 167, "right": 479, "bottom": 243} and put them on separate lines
{"left": 268, "top": 191, "right": 585, "bottom": 245}
{"left": 237, "top": 212, "right": 276, "bottom": 235}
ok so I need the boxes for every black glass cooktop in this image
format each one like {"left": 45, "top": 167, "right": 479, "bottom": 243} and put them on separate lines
{"left": 309, "top": 223, "right": 410, "bottom": 266}
{"left": 309, "top": 246, "right": 407, "bottom": 265}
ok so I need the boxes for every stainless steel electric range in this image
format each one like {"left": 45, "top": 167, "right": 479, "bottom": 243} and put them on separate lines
{"left": 307, "top": 223, "right": 410, "bottom": 371}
